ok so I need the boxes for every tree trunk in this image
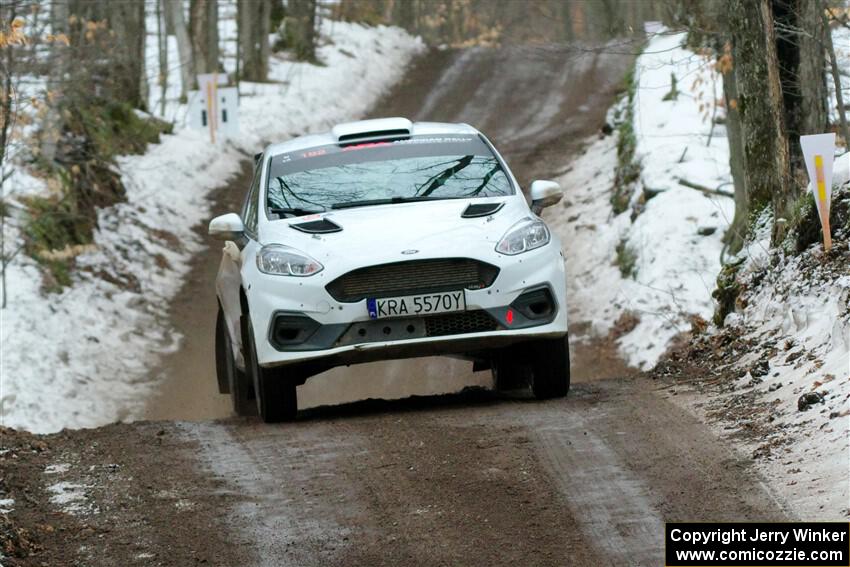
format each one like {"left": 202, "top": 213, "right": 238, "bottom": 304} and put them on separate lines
{"left": 157, "top": 0, "right": 168, "bottom": 116}
{"left": 721, "top": 57, "right": 749, "bottom": 254}
{"left": 238, "top": 0, "right": 271, "bottom": 80}
{"left": 823, "top": 3, "right": 850, "bottom": 146}
{"left": 205, "top": 0, "right": 219, "bottom": 70}
{"left": 106, "top": 0, "right": 147, "bottom": 109}
{"left": 190, "top": 0, "right": 219, "bottom": 74}
{"left": 727, "top": 0, "right": 793, "bottom": 244}
{"left": 40, "top": 0, "right": 69, "bottom": 164}
{"left": 795, "top": 0, "right": 828, "bottom": 138}
{"left": 773, "top": 0, "right": 828, "bottom": 172}
{"left": 163, "top": 0, "right": 176, "bottom": 35}
{"left": 288, "top": 0, "right": 317, "bottom": 61}
{"left": 167, "top": 0, "right": 195, "bottom": 99}
{"left": 392, "top": 0, "right": 416, "bottom": 32}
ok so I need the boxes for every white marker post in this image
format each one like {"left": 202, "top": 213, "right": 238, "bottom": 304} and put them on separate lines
{"left": 187, "top": 74, "right": 238, "bottom": 143}
{"left": 800, "top": 133, "right": 836, "bottom": 252}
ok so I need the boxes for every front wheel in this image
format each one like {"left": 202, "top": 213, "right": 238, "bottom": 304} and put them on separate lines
{"left": 530, "top": 334, "right": 571, "bottom": 399}
{"left": 245, "top": 315, "right": 297, "bottom": 422}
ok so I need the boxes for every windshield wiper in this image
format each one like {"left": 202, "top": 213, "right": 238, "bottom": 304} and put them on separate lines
{"left": 269, "top": 206, "right": 324, "bottom": 217}
{"left": 331, "top": 196, "right": 459, "bottom": 210}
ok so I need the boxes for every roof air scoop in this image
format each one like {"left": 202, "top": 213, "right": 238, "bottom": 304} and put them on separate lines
{"left": 461, "top": 202, "right": 505, "bottom": 218}
{"left": 290, "top": 218, "right": 342, "bottom": 234}
{"left": 332, "top": 117, "right": 413, "bottom": 145}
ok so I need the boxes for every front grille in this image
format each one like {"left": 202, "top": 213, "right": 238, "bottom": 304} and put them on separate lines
{"left": 424, "top": 310, "right": 499, "bottom": 337}
{"left": 326, "top": 258, "right": 499, "bottom": 302}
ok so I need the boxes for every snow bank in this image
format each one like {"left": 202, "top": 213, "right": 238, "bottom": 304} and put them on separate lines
{"left": 737, "top": 259, "right": 849, "bottom": 518}
{"left": 549, "top": 30, "right": 733, "bottom": 369}
{"left": 718, "top": 158, "right": 849, "bottom": 519}
{"left": 0, "top": 22, "right": 424, "bottom": 434}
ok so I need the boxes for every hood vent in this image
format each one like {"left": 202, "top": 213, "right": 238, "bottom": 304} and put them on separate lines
{"left": 290, "top": 218, "right": 342, "bottom": 234}
{"left": 461, "top": 202, "right": 505, "bottom": 218}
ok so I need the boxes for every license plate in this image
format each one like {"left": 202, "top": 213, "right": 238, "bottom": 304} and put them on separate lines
{"left": 367, "top": 291, "right": 466, "bottom": 320}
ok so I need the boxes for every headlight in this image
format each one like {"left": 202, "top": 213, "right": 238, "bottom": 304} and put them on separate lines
{"left": 496, "top": 218, "right": 550, "bottom": 255}
{"left": 256, "top": 244, "right": 323, "bottom": 276}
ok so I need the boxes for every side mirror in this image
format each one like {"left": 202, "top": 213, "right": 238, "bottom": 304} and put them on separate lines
{"left": 209, "top": 213, "right": 245, "bottom": 241}
{"left": 529, "top": 180, "right": 563, "bottom": 214}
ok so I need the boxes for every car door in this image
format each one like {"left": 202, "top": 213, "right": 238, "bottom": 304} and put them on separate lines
{"left": 216, "top": 155, "right": 262, "bottom": 368}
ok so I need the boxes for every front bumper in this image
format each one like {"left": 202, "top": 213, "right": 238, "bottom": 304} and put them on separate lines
{"left": 246, "top": 243, "right": 568, "bottom": 368}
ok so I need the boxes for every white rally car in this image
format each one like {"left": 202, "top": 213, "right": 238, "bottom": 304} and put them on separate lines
{"left": 210, "top": 118, "right": 569, "bottom": 422}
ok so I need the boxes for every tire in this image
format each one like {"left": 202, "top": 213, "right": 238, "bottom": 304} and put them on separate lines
{"left": 217, "top": 307, "right": 255, "bottom": 416}
{"left": 530, "top": 334, "right": 571, "bottom": 399}
{"left": 245, "top": 315, "right": 297, "bottom": 423}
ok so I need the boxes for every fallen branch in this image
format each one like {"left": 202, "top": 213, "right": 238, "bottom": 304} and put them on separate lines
{"left": 677, "top": 177, "right": 734, "bottom": 198}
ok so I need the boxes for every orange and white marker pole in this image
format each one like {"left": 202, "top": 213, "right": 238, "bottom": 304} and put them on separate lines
{"left": 814, "top": 155, "right": 831, "bottom": 251}
{"left": 205, "top": 73, "right": 218, "bottom": 144}
{"left": 800, "top": 133, "right": 836, "bottom": 253}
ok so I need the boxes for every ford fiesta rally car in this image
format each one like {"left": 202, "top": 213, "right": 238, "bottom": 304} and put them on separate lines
{"left": 210, "top": 118, "right": 570, "bottom": 422}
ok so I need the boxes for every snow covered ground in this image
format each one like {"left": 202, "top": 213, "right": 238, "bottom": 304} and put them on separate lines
{"left": 0, "top": 21, "right": 424, "bottom": 434}
{"left": 547, "top": 29, "right": 733, "bottom": 369}
{"left": 709, "top": 153, "right": 849, "bottom": 519}
{"left": 550, "top": 26, "right": 849, "bottom": 518}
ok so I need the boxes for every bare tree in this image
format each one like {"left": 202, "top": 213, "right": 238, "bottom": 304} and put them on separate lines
{"left": 392, "top": 0, "right": 416, "bottom": 33}
{"left": 157, "top": 0, "right": 168, "bottom": 116}
{"left": 823, "top": 2, "right": 850, "bottom": 145}
{"left": 190, "top": 0, "right": 219, "bottom": 75}
{"left": 0, "top": 1, "right": 25, "bottom": 308}
{"left": 39, "top": 0, "right": 69, "bottom": 164}
{"left": 795, "top": 0, "right": 829, "bottom": 138}
{"left": 288, "top": 0, "right": 318, "bottom": 61}
{"left": 771, "top": 0, "right": 829, "bottom": 171}
{"left": 719, "top": 45, "right": 749, "bottom": 254}
{"left": 727, "top": 0, "right": 794, "bottom": 244}
{"left": 238, "top": 0, "right": 271, "bottom": 81}
{"left": 106, "top": 0, "right": 147, "bottom": 109}
{"left": 167, "top": 0, "right": 194, "bottom": 100}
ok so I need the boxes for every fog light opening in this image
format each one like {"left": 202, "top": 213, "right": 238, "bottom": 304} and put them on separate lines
{"left": 276, "top": 328, "right": 300, "bottom": 342}
{"left": 269, "top": 313, "right": 322, "bottom": 349}
{"left": 510, "top": 288, "right": 555, "bottom": 322}
{"left": 529, "top": 301, "right": 551, "bottom": 316}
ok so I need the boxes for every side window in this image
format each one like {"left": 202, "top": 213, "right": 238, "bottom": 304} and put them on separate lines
{"left": 242, "top": 158, "right": 262, "bottom": 237}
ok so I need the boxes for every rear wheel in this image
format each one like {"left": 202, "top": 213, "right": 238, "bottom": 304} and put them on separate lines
{"left": 530, "top": 334, "right": 571, "bottom": 399}
{"left": 216, "top": 307, "right": 254, "bottom": 416}
{"left": 245, "top": 315, "right": 297, "bottom": 422}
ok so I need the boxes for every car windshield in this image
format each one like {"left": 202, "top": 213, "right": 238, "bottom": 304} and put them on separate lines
{"left": 266, "top": 135, "right": 513, "bottom": 215}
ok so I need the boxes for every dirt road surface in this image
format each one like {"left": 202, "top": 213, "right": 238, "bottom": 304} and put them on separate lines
{"left": 3, "top": 46, "right": 790, "bottom": 567}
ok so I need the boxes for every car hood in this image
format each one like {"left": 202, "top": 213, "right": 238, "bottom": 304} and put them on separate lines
{"left": 258, "top": 198, "right": 531, "bottom": 268}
